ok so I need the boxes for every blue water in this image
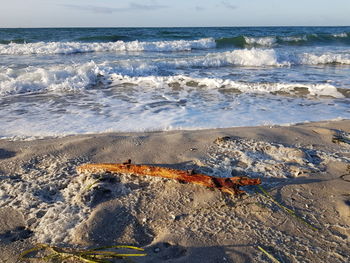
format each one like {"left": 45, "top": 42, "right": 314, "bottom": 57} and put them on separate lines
{"left": 0, "top": 27, "right": 350, "bottom": 138}
{"left": 1, "top": 27, "right": 350, "bottom": 44}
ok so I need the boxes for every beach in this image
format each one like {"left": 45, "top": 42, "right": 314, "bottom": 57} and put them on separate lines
{"left": 1, "top": 120, "right": 349, "bottom": 262}
{"left": 1, "top": 26, "right": 350, "bottom": 262}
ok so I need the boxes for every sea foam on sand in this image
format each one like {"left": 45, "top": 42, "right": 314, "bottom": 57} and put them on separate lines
{"left": 0, "top": 124, "right": 349, "bottom": 247}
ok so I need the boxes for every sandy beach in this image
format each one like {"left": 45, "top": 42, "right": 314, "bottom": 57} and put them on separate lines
{"left": 0, "top": 120, "right": 350, "bottom": 262}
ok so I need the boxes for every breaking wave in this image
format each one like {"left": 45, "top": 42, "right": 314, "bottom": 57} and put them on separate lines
{"left": 300, "top": 52, "right": 350, "bottom": 65}
{"left": 111, "top": 48, "right": 350, "bottom": 76}
{"left": 0, "top": 49, "right": 290, "bottom": 96}
{"left": 216, "top": 32, "right": 350, "bottom": 48}
{"left": 110, "top": 74, "right": 345, "bottom": 99}
{"left": 1, "top": 31, "right": 349, "bottom": 55}
{"left": 0, "top": 61, "right": 345, "bottom": 99}
{"left": 0, "top": 38, "right": 28, "bottom": 45}
{"left": 155, "top": 49, "right": 289, "bottom": 70}
{"left": 2, "top": 46, "right": 350, "bottom": 97}
{"left": 0, "top": 38, "right": 216, "bottom": 55}
{"left": 0, "top": 62, "right": 104, "bottom": 96}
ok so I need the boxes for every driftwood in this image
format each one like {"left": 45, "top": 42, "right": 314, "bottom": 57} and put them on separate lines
{"left": 77, "top": 160, "right": 261, "bottom": 196}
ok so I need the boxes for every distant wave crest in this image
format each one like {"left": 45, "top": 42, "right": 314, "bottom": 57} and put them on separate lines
{"left": 216, "top": 32, "right": 350, "bottom": 48}
{"left": 1, "top": 32, "right": 349, "bottom": 55}
{"left": 0, "top": 38, "right": 216, "bottom": 55}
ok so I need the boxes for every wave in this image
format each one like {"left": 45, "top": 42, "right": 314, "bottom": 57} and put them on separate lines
{"left": 332, "top": 33, "right": 348, "bottom": 38}
{"left": 216, "top": 32, "right": 350, "bottom": 48}
{"left": 215, "top": 36, "right": 247, "bottom": 48}
{"left": 1, "top": 49, "right": 350, "bottom": 97}
{"left": 0, "top": 61, "right": 345, "bottom": 99}
{"left": 90, "top": 49, "right": 289, "bottom": 77}
{"left": 106, "top": 49, "right": 350, "bottom": 76}
{"left": 0, "top": 38, "right": 216, "bottom": 55}
{"left": 0, "top": 62, "right": 104, "bottom": 96}
{"left": 110, "top": 75, "right": 345, "bottom": 99}
{"left": 1, "top": 32, "right": 349, "bottom": 55}
{"left": 0, "top": 38, "right": 28, "bottom": 44}
{"left": 191, "top": 49, "right": 350, "bottom": 67}
{"left": 244, "top": 36, "right": 277, "bottom": 47}
{"left": 300, "top": 52, "right": 350, "bottom": 65}
{"left": 159, "top": 49, "right": 288, "bottom": 69}
{"left": 1, "top": 48, "right": 350, "bottom": 97}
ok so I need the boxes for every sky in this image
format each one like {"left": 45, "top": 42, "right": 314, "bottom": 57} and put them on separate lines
{"left": 0, "top": 0, "right": 349, "bottom": 27}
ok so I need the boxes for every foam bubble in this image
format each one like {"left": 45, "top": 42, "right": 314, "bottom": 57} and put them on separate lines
{"left": 0, "top": 155, "right": 90, "bottom": 244}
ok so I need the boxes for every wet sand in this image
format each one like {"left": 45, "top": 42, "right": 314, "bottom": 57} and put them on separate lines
{"left": 0, "top": 120, "right": 349, "bottom": 262}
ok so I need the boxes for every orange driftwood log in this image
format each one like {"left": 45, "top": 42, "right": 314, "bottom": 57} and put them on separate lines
{"left": 77, "top": 162, "right": 261, "bottom": 196}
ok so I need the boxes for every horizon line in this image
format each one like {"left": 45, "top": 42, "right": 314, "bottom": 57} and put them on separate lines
{"left": 0, "top": 25, "right": 350, "bottom": 29}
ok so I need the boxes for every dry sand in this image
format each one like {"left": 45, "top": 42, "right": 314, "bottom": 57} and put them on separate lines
{"left": 0, "top": 120, "right": 349, "bottom": 262}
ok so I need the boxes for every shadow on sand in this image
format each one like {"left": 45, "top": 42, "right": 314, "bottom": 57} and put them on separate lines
{"left": 0, "top": 149, "right": 16, "bottom": 159}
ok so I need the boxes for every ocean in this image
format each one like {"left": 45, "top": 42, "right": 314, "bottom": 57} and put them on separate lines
{"left": 1, "top": 27, "right": 350, "bottom": 138}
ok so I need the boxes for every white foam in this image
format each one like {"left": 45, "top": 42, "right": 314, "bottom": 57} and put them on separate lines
{"left": 0, "top": 49, "right": 289, "bottom": 96}
{"left": 0, "top": 38, "right": 216, "bottom": 55}
{"left": 300, "top": 52, "right": 350, "bottom": 65}
{"left": 161, "top": 48, "right": 289, "bottom": 68}
{"left": 1, "top": 51, "right": 346, "bottom": 98}
{"left": 109, "top": 49, "right": 350, "bottom": 70}
{"left": 0, "top": 156, "right": 90, "bottom": 244}
{"left": 0, "top": 62, "right": 104, "bottom": 96}
{"left": 332, "top": 33, "right": 348, "bottom": 38}
{"left": 244, "top": 36, "right": 277, "bottom": 46}
{"left": 108, "top": 48, "right": 290, "bottom": 76}
{"left": 0, "top": 74, "right": 348, "bottom": 138}
{"left": 218, "top": 48, "right": 287, "bottom": 66}
{"left": 203, "top": 137, "right": 350, "bottom": 179}
{"left": 280, "top": 36, "right": 307, "bottom": 42}
{"left": 110, "top": 74, "right": 344, "bottom": 98}
{"left": 0, "top": 155, "right": 138, "bottom": 244}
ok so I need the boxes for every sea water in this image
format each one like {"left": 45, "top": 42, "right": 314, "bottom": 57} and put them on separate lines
{"left": 1, "top": 27, "right": 350, "bottom": 138}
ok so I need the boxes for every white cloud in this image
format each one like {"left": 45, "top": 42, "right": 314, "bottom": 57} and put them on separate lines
{"left": 195, "top": 6, "right": 205, "bottom": 11}
{"left": 63, "top": 2, "right": 168, "bottom": 14}
{"left": 221, "top": 1, "right": 237, "bottom": 10}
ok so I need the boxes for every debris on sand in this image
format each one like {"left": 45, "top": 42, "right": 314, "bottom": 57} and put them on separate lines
{"left": 77, "top": 160, "right": 261, "bottom": 196}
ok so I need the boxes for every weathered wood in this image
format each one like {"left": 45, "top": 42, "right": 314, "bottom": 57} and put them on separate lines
{"left": 77, "top": 162, "right": 261, "bottom": 196}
